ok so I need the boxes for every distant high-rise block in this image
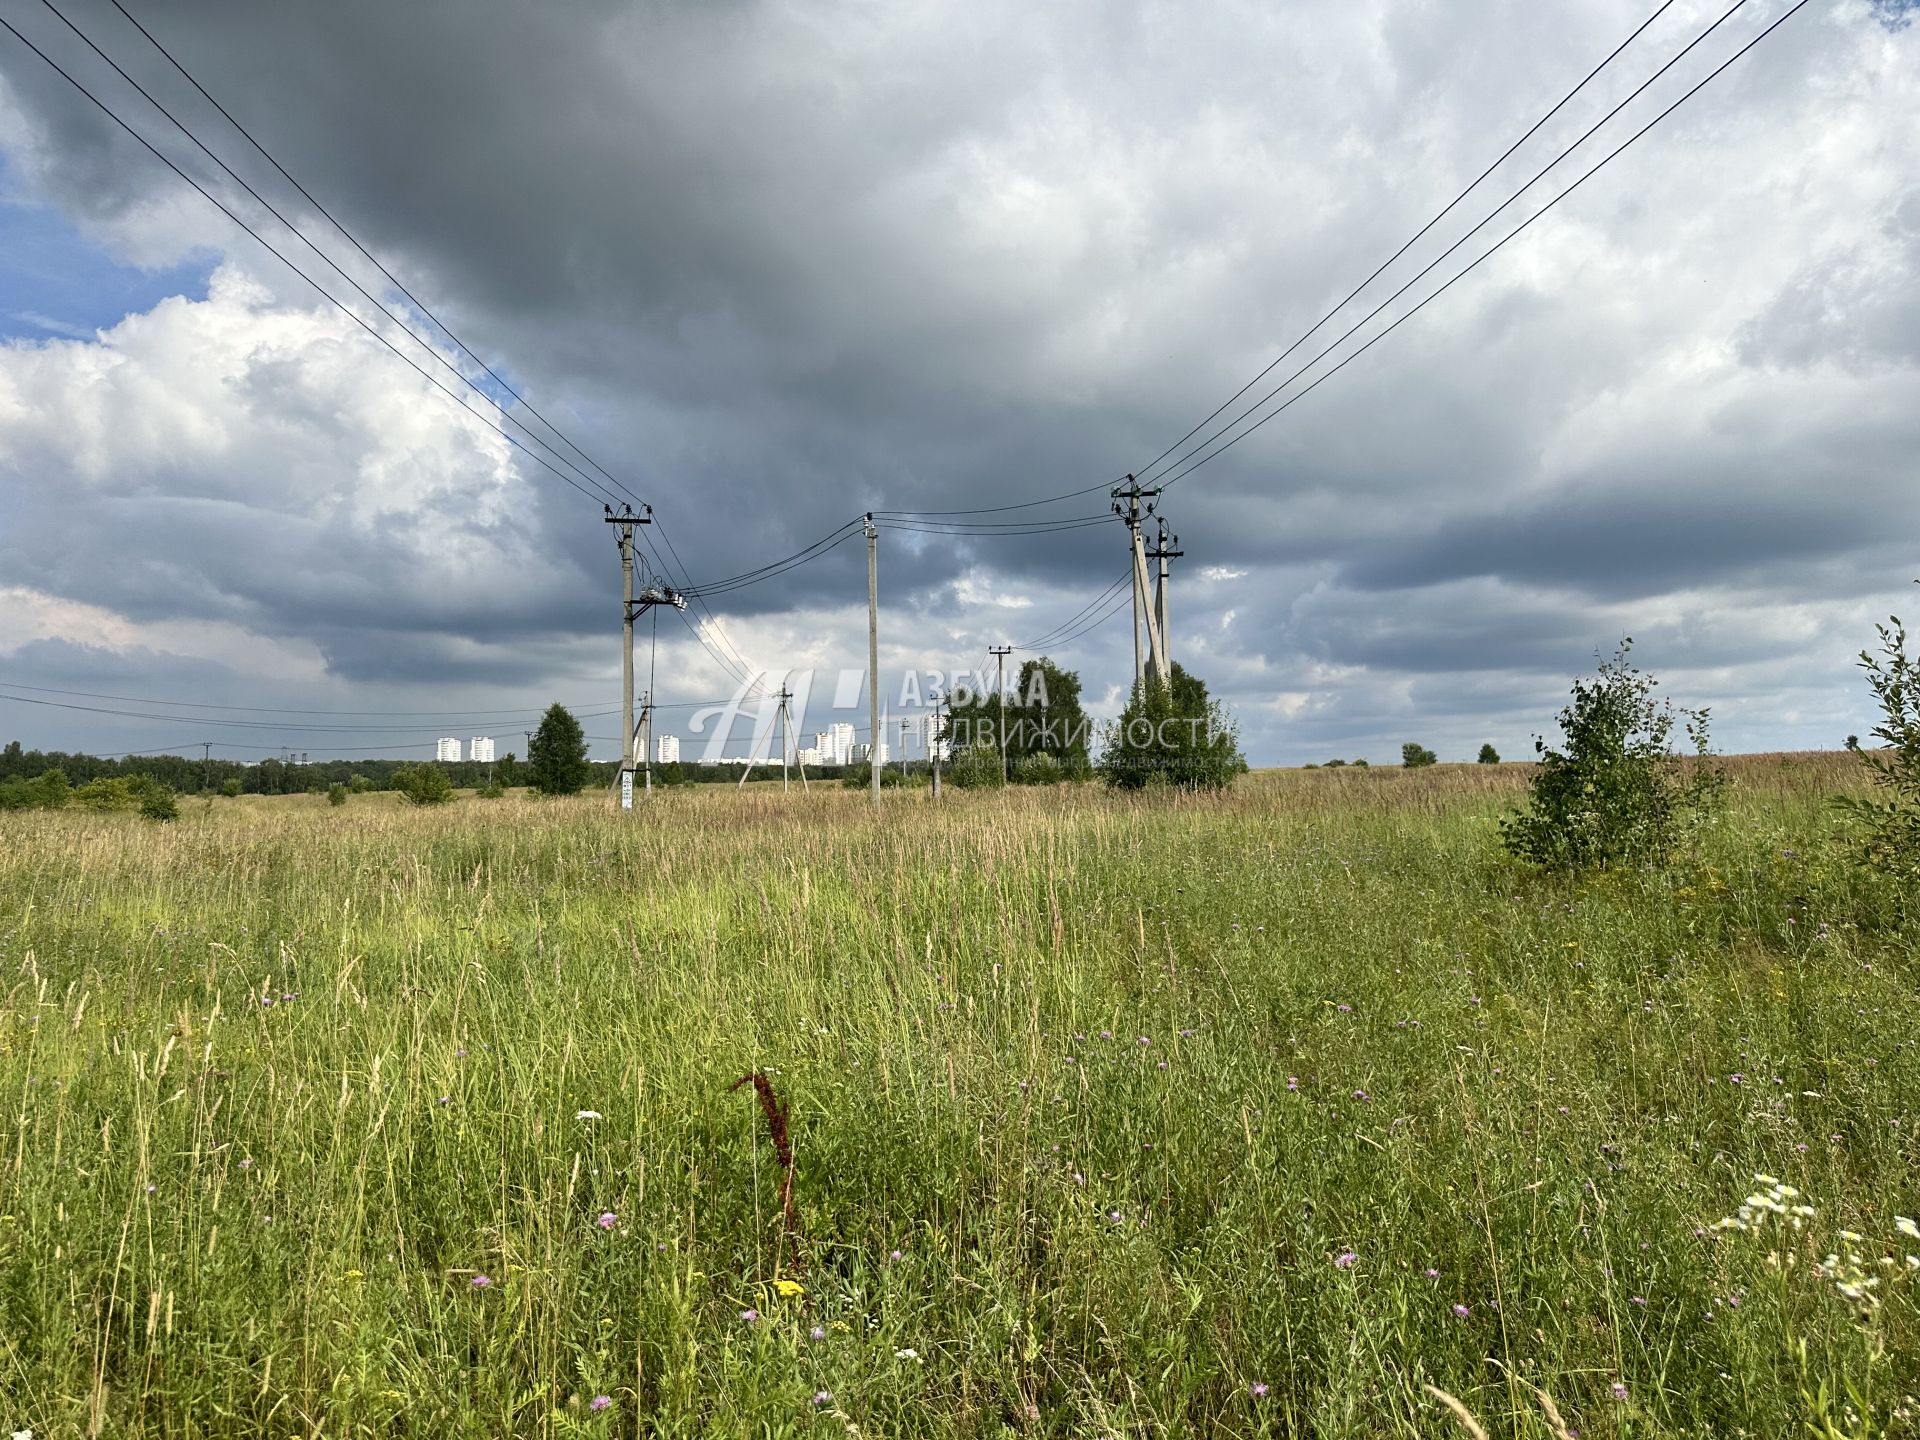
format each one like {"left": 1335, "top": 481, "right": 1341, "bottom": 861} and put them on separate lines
{"left": 655, "top": 734, "right": 680, "bottom": 764}
{"left": 469, "top": 736, "right": 495, "bottom": 763}
{"left": 436, "top": 737, "right": 462, "bottom": 762}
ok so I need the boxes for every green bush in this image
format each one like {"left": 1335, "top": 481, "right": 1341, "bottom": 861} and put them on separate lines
{"left": 476, "top": 781, "right": 506, "bottom": 799}
{"left": 1401, "top": 742, "right": 1438, "bottom": 768}
{"left": 1478, "top": 744, "right": 1500, "bottom": 764}
{"left": 1011, "top": 752, "right": 1065, "bottom": 786}
{"left": 392, "top": 763, "right": 455, "bottom": 807}
{"left": 1839, "top": 600, "right": 1920, "bottom": 884}
{"left": 348, "top": 774, "right": 375, "bottom": 794}
{"left": 0, "top": 769, "right": 71, "bottom": 811}
{"left": 946, "top": 746, "right": 1005, "bottom": 790}
{"left": 139, "top": 786, "right": 179, "bottom": 823}
{"left": 1098, "top": 664, "right": 1244, "bottom": 792}
{"left": 327, "top": 783, "right": 349, "bottom": 807}
{"left": 74, "top": 777, "right": 141, "bottom": 811}
{"left": 220, "top": 778, "right": 243, "bottom": 798}
{"left": 1501, "top": 641, "right": 1725, "bottom": 871}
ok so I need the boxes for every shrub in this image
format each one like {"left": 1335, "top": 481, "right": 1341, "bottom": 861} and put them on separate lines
{"left": 220, "top": 778, "right": 243, "bottom": 798}
{"left": 1401, "top": 743, "right": 1438, "bottom": 768}
{"left": 528, "top": 704, "right": 591, "bottom": 796}
{"left": 74, "top": 777, "right": 140, "bottom": 811}
{"left": 1098, "top": 664, "right": 1244, "bottom": 792}
{"left": 1478, "top": 744, "right": 1500, "bottom": 764}
{"left": 476, "top": 781, "right": 506, "bottom": 799}
{"left": 139, "top": 785, "right": 179, "bottom": 823}
{"left": 1012, "top": 752, "right": 1065, "bottom": 786}
{"left": 392, "top": 763, "right": 455, "bottom": 807}
{"left": 348, "top": 774, "right": 374, "bottom": 794}
{"left": 946, "top": 746, "right": 1005, "bottom": 790}
{"left": 1323, "top": 759, "right": 1347, "bottom": 769}
{"left": 1839, "top": 601, "right": 1920, "bottom": 883}
{"left": 327, "top": 783, "right": 349, "bottom": 807}
{"left": 0, "top": 769, "right": 70, "bottom": 811}
{"left": 1501, "top": 641, "right": 1725, "bottom": 871}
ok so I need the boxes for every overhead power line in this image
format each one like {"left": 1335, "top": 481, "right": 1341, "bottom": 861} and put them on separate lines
{"left": 1153, "top": 0, "right": 1810, "bottom": 494}
{"left": 1145, "top": 0, "right": 1764, "bottom": 493}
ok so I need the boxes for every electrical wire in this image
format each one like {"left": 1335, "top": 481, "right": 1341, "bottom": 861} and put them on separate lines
{"left": 1154, "top": 0, "right": 1810, "bottom": 494}
{"left": 1014, "top": 571, "right": 1133, "bottom": 651}
{"left": 1144, "top": 0, "right": 1761, "bottom": 493}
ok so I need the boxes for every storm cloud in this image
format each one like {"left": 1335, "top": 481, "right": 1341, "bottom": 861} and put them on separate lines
{"left": 0, "top": 0, "right": 1916, "bottom": 762}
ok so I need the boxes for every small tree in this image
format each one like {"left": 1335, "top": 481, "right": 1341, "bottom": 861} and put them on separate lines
{"left": 1098, "top": 664, "right": 1245, "bottom": 791}
{"left": 1401, "top": 742, "right": 1438, "bottom": 768}
{"left": 139, "top": 785, "right": 179, "bottom": 823}
{"left": 1839, "top": 600, "right": 1920, "bottom": 883}
{"left": 1478, "top": 744, "right": 1501, "bottom": 765}
{"left": 220, "top": 777, "right": 243, "bottom": 798}
{"left": 327, "top": 783, "right": 349, "bottom": 807}
{"left": 528, "top": 703, "right": 591, "bottom": 796}
{"left": 1501, "top": 641, "right": 1724, "bottom": 870}
{"left": 393, "top": 763, "right": 455, "bottom": 807}
{"left": 947, "top": 745, "right": 1005, "bottom": 790}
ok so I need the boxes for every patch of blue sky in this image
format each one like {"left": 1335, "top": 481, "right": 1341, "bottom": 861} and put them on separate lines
{"left": 0, "top": 152, "right": 216, "bottom": 345}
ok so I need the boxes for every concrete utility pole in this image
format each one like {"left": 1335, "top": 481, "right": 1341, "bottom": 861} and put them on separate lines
{"left": 1110, "top": 476, "right": 1163, "bottom": 694}
{"left": 1146, "top": 518, "right": 1182, "bottom": 686}
{"left": 604, "top": 504, "right": 654, "bottom": 810}
{"left": 929, "top": 690, "right": 945, "bottom": 799}
{"left": 865, "top": 514, "right": 881, "bottom": 809}
{"left": 899, "top": 718, "right": 911, "bottom": 784}
{"left": 989, "top": 644, "right": 1013, "bottom": 784}
{"left": 201, "top": 740, "right": 212, "bottom": 794}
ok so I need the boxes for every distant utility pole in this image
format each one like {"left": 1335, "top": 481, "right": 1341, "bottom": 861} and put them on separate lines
{"left": 929, "top": 689, "right": 946, "bottom": 799}
{"left": 866, "top": 513, "right": 881, "bottom": 809}
{"left": 1146, "top": 518, "right": 1182, "bottom": 684}
{"left": 605, "top": 503, "right": 654, "bottom": 810}
{"left": 1110, "top": 476, "right": 1164, "bottom": 692}
{"left": 201, "top": 740, "right": 211, "bottom": 793}
{"left": 989, "top": 644, "right": 1013, "bottom": 784}
{"left": 899, "top": 717, "right": 911, "bottom": 784}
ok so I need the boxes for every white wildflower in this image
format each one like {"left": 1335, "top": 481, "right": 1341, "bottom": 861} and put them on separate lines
{"left": 894, "top": 1347, "right": 921, "bottom": 1362}
{"left": 575, "top": 1110, "right": 603, "bottom": 1121}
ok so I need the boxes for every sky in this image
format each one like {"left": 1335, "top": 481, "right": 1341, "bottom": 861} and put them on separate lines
{"left": 0, "top": 0, "right": 1916, "bottom": 767}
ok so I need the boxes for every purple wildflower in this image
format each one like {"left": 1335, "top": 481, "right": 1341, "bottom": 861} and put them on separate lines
{"left": 590, "top": 1395, "right": 613, "bottom": 1412}
{"left": 1333, "top": 1250, "right": 1357, "bottom": 1269}
{"left": 740, "top": 1308, "right": 758, "bottom": 1323}
{"left": 809, "top": 1324, "right": 827, "bottom": 1340}
{"left": 1250, "top": 1382, "right": 1269, "bottom": 1398}
{"left": 1610, "top": 1383, "right": 1629, "bottom": 1402}
{"left": 812, "top": 1390, "right": 833, "bottom": 1407}
{"left": 597, "top": 1212, "right": 617, "bottom": 1230}
{"left": 471, "top": 1275, "right": 492, "bottom": 1289}
{"left": 1452, "top": 1304, "right": 1470, "bottom": 1318}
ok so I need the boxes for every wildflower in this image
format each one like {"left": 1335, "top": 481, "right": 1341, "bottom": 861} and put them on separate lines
{"left": 1333, "top": 1250, "right": 1357, "bottom": 1269}
{"left": 1249, "top": 1381, "right": 1269, "bottom": 1398}
{"left": 1108, "top": 1210, "right": 1124, "bottom": 1223}
{"left": 1286, "top": 1076, "right": 1299, "bottom": 1091}
{"left": 1139, "top": 1036, "right": 1151, "bottom": 1046}
{"left": 889, "top": 1248, "right": 904, "bottom": 1262}
{"left": 1611, "top": 1383, "right": 1629, "bottom": 1402}
{"left": 1630, "top": 1295, "right": 1647, "bottom": 1307}
{"left": 772, "top": 1278, "right": 805, "bottom": 1299}
{"left": 590, "top": 1395, "right": 612, "bottom": 1412}
{"left": 740, "top": 1308, "right": 758, "bottom": 1323}
{"left": 809, "top": 1325, "right": 827, "bottom": 1340}
{"left": 576, "top": 1110, "right": 603, "bottom": 1121}
{"left": 1452, "top": 1304, "right": 1470, "bottom": 1318}
{"left": 894, "top": 1347, "right": 921, "bottom": 1362}
{"left": 812, "top": 1390, "right": 832, "bottom": 1407}
{"left": 597, "top": 1212, "right": 617, "bottom": 1230}
{"left": 1424, "top": 1267, "right": 1439, "bottom": 1278}
{"left": 471, "top": 1275, "right": 492, "bottom": 1289}
{"left": 1897, "top": 1217, "right": 1920, "bottom": 1241}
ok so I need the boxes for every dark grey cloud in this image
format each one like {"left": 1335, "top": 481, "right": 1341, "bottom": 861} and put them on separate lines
{"left": 0, "top": 0, "right": 1916, "bottom": 762}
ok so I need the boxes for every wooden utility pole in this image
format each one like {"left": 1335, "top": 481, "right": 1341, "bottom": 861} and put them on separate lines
{"left": 989, "top": 644, "right": 1013, "bottom": 783}
{"left": 604, "top": 504, "right": 653, "bottom": 810}
{"left": 866, "top": 514, "right": 881, "bottom": 809}
{"left": 1147, "top": 518, "right": 1182, "bottom": 685}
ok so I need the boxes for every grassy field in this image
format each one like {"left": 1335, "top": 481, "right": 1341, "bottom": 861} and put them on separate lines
{"left": 0, "top": 757, "right": 1915, "bottom": 1437}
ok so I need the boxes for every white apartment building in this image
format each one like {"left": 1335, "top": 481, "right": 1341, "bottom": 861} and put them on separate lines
{"left": 828, "top": 722, "right": 856, "bottom": 765}
{"left": 435, "top": 737, "right": 462, "bottom": 762}
{"left": 921, "top": 713, "right": 951, "bottom": 761}
{"left": 797, "top": 746, "right": 824, "bottom": 767}
{"left": 469, "top": 736, "right": 495, "bottom": 763}
{"left": 852, "top": 741, "right": 889, "bottom": 766}
{"left": 655, "top": 734, "right": 680, "bottom": 764}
